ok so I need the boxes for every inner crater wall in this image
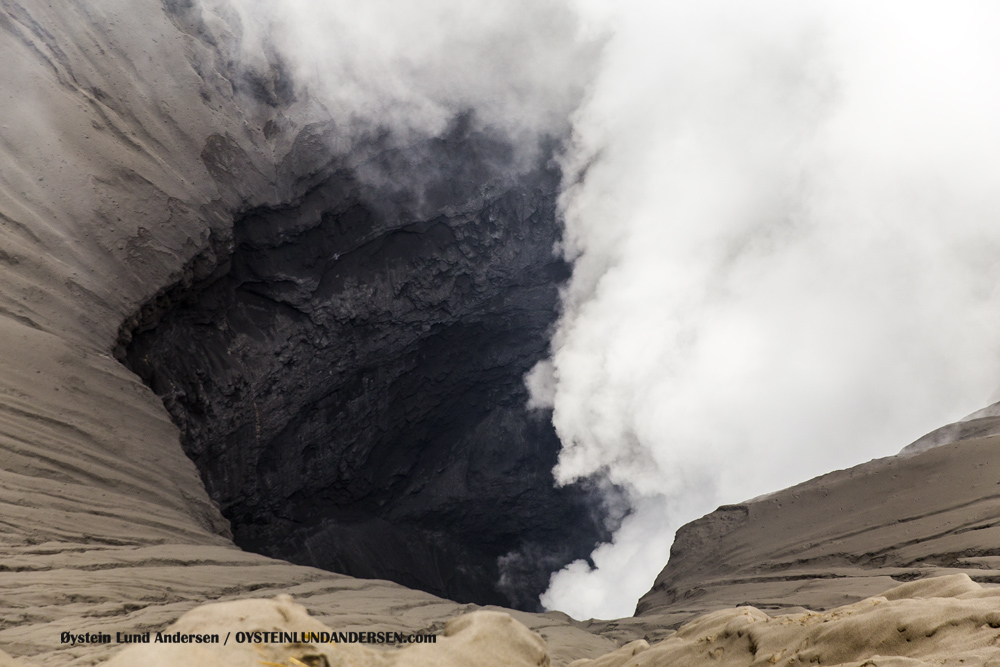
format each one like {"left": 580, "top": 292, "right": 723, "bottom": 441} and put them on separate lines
{"left": 120, "top": 122, "right": 613, "bottom": 610}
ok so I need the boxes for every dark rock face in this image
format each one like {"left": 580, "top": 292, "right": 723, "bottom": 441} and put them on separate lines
{"left": 121, "top": 122, "right": 611, "bottom": 610}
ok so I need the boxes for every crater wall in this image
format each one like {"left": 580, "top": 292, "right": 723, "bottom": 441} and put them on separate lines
{"left": 120, "top": 122, "right": 612, "bottom": 609}
{"left": 0, "top": 0, "right": 617, "bottom": 662}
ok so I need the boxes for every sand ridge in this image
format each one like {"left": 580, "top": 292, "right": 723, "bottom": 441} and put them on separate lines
{"left": 21, "top": 573, "right": 993, "bottom": 667}
{"left": 634, "top": 432, "right": 1000, "bottom": 628}
{"left": 102, "top": 598, "right": 551, "bottom": 667}
{"left": 572, "top": 574, "right": 1000, "bottom": 667}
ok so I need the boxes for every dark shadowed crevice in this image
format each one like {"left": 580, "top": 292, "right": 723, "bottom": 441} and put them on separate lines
{"left": 118, "top": 124, "right": 615, "bottom": 610}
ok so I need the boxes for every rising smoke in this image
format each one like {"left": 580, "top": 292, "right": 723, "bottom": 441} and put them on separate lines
{"left": 211, "top": 0, "right": 597, "bottom": 163}
{"left": 208, "top": 0, "right": 1000, "bottom": 620}
{"left": 534, "top": 1, "right": 1000, "bottom": 619}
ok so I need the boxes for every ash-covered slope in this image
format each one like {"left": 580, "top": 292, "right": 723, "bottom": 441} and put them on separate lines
{"left": 92, "top": 576, "right": 1000, "bottom": 667}
{"left": 576, "top": 575, "right": 1000, "bottom": 667}
{"left": 624, "top": 421, "right": 1000, "bottom": 633}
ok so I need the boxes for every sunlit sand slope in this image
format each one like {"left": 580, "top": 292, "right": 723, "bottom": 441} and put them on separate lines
{"left": 574, "top": 575, "right": 1000, "bottom": 667}
{"left": 47, "top": 574, "right": 999, "bottom": 667}
{"left": 632, "top": 433, "right": 1000, "bottom": 630}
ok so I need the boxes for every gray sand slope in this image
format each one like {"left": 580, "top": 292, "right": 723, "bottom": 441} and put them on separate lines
{"left": 573, "top": 574, "right": 1000, "bottom": 667}
{"left": 628, "top": 430, "right": 1000, "bottom": 632}
{"left": 15, "top": 574, "right": 1000, "bottom": 666}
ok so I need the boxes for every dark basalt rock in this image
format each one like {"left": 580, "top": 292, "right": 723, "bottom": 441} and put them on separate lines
{"left": 120, "top": 120, "right": 613, "bottom": 610}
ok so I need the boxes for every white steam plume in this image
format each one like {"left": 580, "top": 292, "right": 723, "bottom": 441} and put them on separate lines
{"left": 215, "top": 0, "right": 596, "bottom": 160}
{"left": 202, "top": 0, "right": 1000, "bottom": 619}
{"left": 537, "top": 1, "right": 1000, "bottom": 619}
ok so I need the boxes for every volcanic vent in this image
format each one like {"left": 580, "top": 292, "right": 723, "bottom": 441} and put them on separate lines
{"left": 118, "top": 118, "right": 613, "bottom": 610}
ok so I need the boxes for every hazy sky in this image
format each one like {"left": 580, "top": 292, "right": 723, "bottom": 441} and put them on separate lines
{"left": 225, "top": 0, "right": 1000, "bottom": 619}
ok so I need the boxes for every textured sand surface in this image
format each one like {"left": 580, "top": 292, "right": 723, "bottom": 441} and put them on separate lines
{"left": 30, "top": 574, "right": 1000, "bottom": 667}
{"left": 902, "top": 400, "right": 1000, "bottom": 455}
{"left": 572, "top": 575, "right": 1000, "bottom": 667}
{"left": 630, "top": 431, "right": 1000, "bottom": 632}
{"left": 102, "top": 600, "right": 551, "bottom": 667}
